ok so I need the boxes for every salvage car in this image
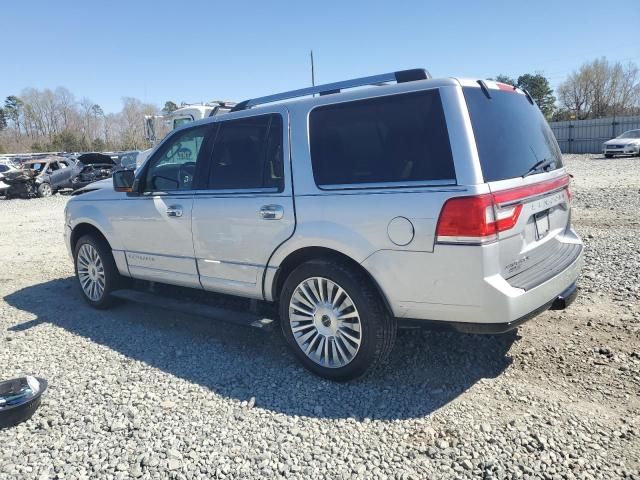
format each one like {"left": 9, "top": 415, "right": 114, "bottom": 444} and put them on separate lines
{"left": 70, "top": 153, "right": 117, "bottom": 190}
{"left": 0, "top": 162, "right": 20, "bottom": 196}
{"left": 64, "top": 69, "right": 583, "bottom": 381}
{"left": 4, "top": 157, "right": 78, "bottom": 198}
{"left": 603, "top": 129, "right": 640, "bottom": 158}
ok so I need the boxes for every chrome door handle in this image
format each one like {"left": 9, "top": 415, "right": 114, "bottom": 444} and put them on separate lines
{"left": 259, "top": 205, "right": 284, "bottom": 220}
{"left": 166, "top": 205, "right": 183, "bottom": 217}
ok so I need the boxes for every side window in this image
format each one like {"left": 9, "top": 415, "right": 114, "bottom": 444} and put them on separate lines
{"left": 144, "top": 125, "right": 209, "bottom": 191}
{"left": 48, "top": 162, "right": 60, "bottom": 172}
{"left": 207, "top": 114, "right": 284, "bottom": 190}
{"left": 309, "top": 90, "right": 455, "bottom": 187}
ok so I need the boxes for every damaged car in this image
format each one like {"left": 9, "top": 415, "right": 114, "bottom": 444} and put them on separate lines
{"left": 0, "top": 162, "right": 20, "bottom": 196}
{"left": 70, "top": 153, "right": 117, "bottom": 190}
{"left": 4, "top": 157, "right": 78, "bottom": 198}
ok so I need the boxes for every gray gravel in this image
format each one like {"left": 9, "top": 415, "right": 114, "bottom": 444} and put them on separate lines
{"left": 0, "top": 154, "right": 639, "bottom": 479}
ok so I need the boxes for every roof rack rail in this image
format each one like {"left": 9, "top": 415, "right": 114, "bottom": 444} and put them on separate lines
{"left": 230, "top": 68, "right": 431, "bottom": 112}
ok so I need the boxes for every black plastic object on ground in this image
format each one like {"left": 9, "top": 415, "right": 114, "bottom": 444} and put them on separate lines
{"left": 0, "top": 376, "right": 47, "bottom": 429}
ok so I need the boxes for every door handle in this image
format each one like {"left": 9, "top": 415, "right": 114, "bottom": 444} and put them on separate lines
{"left": 259, "top": 205, "right": 284, "bottom": 220}
{"left": 166, "top": 205, "right": 183, "bottom": 218}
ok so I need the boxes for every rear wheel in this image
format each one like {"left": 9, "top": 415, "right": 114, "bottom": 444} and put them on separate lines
{"left": 279, "top": 259, "right": 396, "bottom": 381}
{"left": 37, "top": 182, "right": 52, "bottom": 197}
{"left": 74, "top": 234, "right": 124, "bottom": 309}
{"left": 604, "top": 154, "right": 613, "bottom": 159}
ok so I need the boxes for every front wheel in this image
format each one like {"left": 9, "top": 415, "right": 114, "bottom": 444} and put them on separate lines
{"left": 279, "top": 259, "right": 396, "bottom": 381}
{"left": 74, "top": 235, "right": 124, "bottom": 309}
{"left": 37, "top": 182, "right": 52, "bottom": 197}
{"left": 604, "top": 154, "right": 613, "bottom": 159}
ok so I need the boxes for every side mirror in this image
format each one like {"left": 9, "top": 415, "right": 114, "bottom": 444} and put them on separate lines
{"left": 113, "top": 169, "right": 136, "bottom": 192}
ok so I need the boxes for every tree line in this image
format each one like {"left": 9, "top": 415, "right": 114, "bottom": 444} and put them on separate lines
{"left": 0, "top": 89, "right": 157, "bottom": 154}
{"left": 493, "top": 58, "right": 639, "bottom": 121}
{"left": 1, "top": 57, "right": 639, "bottom": 154}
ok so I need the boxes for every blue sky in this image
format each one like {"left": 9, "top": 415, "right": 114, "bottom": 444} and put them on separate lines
{"left": 2, "top": 0, "right": 639, "bottom": 113}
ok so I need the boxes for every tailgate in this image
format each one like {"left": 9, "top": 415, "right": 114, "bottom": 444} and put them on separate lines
{"left": 488, "top": 174, "right": 579, "bottom": 289}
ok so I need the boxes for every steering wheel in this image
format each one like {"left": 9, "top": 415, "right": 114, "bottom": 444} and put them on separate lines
{"left": 165, "top": 142, "right": 183, "bottom": 161}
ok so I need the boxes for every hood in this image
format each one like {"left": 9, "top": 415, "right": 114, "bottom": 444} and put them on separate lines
{"left": 2, "top": 169, "right": 38, "bottom": 185}
{"left": 71, "top": 177, "right": 113, "bottom": 195}
{"left": 77, "top": 153, "right": 117, "bottom": 166}
{"left": 604, "top": 138, "right": 640, "bottom": 146}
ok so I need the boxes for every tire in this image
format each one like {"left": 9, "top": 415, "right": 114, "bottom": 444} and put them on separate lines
{"left": 279, "top": 259, "right": 396, "bottom": 381}
{"left": 73, "top": 234, "right": 125, "bottom": 309}
{"left": 604, "top": 154, "right": 613, "bottom": 159}
{"left": 37, "top": 182, "right": 52, "bottom": 197}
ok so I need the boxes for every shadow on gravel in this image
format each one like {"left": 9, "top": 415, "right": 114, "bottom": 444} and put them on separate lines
{"left": 5, "top": 277, "right": 515, "bottom": 420}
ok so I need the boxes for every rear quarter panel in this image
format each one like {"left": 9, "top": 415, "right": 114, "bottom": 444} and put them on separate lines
{"left": 265, "top": 82, "right": 486, "bottom": 300}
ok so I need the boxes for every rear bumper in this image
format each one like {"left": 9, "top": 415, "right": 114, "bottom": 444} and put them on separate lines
{"left": 362, "top": 228, "right": 583, "bottom": 326}
{"left": 399, "top": 282, "right": 578, "bottom": 334}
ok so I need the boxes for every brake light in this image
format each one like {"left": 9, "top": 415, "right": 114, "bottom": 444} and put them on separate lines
{"left": 436, "top": 195, "right": 521, "bottom": 244}
{"left": 436, "top": 175, "right": 570, "bottom": 244}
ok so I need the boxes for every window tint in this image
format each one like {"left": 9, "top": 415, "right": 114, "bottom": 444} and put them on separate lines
{"left": 207, "top": 114, "right": 283, "bottom": 190}
{"left": 309, "top": 90, "right": 455, "bottom": 187}
{"left": 463, "top": 87, "right": 563, "bottom": 182}
{"left": 144, "top": 125, "right": 208, "bottom": 191}
{"left": 0, "top": 165, "right": 8, "bottom": 173}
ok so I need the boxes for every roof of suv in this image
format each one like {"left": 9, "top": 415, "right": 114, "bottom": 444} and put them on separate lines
{"left": 175, "top": 69, "right": 527, "bottom": 136}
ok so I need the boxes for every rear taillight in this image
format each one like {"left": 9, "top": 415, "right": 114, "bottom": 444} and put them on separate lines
{"left": 436, "top": 194, "right": 521, "bottom": 244}
{"left": 436, "top": 175, "right": 570, "bottom": 245}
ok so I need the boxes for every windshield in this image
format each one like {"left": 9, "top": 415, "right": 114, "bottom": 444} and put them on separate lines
{"left": 463, "top": 86, "right": 562, "bottom": 182}
{"left": 617, "top": 130, "right": 640, "bottom": 139}
{"left": 25, "top": 163, "right": 46, "bottom": 172}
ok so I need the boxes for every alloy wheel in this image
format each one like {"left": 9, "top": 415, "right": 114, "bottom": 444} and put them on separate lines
{"left": 288, "top": 276, "right": 362, "bottom": 368}
{"left": 77, "top": 243, "right": 106, "bottom": 302}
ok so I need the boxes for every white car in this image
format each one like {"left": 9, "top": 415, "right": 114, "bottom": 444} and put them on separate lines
{"left": 602, "top": 129, "right": 640, "bottom": 158}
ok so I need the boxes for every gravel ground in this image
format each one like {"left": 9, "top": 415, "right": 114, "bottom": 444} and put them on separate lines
{"left": 0, "top": 153, "right": 639, "bottom": 480}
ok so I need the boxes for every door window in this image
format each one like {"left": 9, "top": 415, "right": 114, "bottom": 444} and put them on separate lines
{"left": 206, "top": 114, "right": 283, "bottom": 190}
{"left": 144, "top": 125, "right": 209, "bottom": 191}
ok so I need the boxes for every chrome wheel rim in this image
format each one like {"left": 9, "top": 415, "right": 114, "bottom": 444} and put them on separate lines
{"left": 289, "top": 277, "right": 362, "bottom": 368}
{"left": 40, "top": 184, "right": 51, "bottom": 196}
{"left": 76, "top": 244, "right": 105, "bottom": 302}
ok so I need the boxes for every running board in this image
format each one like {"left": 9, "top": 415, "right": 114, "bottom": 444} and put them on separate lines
{"left": 110, "top": 289, "right": 276, "bottom": 331}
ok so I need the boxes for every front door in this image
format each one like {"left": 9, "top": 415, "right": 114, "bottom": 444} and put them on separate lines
{"left": 111, "top": 124, "right": 213, "bottom": 288}
{"left": 192, "top": 107, "right": 295, "bottom": 299}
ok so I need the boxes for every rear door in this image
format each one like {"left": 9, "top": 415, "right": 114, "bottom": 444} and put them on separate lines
{"left": 462, "top": 82, "right": 580, "bottom": 289}
{"left": 191, "top": 107, "right": 294, "bottom": 299}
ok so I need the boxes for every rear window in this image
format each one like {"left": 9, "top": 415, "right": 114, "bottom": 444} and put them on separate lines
{"left": 463, "top": 87, "right": 562, "bottom": 182}
{"left": 309, "top": 90, "right": 455, "bottom": 187}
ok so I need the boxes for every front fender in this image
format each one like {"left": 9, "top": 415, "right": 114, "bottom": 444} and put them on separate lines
{"left": 67, "top": 201, "right": 123, "bottom": 251}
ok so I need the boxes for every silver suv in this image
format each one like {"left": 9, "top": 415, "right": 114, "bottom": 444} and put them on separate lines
{"left": 64, "top": 69, "right": 583, "bottom": 380}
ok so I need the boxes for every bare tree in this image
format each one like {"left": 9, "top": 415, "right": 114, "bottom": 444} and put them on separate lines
{"left": 557, "top": 58, "right": 640, "bottom": 119}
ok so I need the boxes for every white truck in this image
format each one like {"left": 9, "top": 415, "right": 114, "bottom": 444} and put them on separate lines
{"left": 137, "top": 101, "right": 235, "bottom": 168}
{"left": 144, "top": 101, "right": 235, "bottom": 146}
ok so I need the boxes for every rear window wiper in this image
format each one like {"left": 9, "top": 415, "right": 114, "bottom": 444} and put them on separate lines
{"left": 522, "top": 158, "right": 555, "bottom": 177}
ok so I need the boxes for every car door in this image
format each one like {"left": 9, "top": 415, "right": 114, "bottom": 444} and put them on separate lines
{"left": 53, "top": 159, "right": 74, "bottom": 188}
{"left": 110, "top": 124, "right": 214, "bottom": 288}
{"left": 192, "top": 107, "right": 295, "bottom": 299}
{"left": 45, "top": 161, "right": 65, "bottom": 188}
